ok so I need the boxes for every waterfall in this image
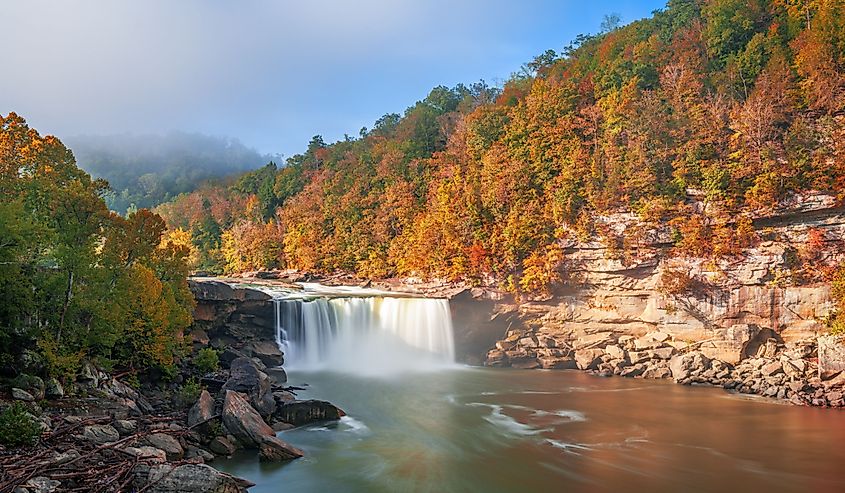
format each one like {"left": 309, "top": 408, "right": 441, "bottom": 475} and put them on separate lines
{"left": 269, "top": 287, "right": 455, "bottom": 374}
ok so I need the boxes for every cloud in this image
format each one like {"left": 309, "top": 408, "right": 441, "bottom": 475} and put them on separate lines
{"left": 0, "top": 0, "right": 663, "bottom": 155}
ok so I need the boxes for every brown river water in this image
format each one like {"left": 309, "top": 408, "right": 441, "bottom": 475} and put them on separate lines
{"left": 217, "top": 367, "right": 845, "bottom": 493}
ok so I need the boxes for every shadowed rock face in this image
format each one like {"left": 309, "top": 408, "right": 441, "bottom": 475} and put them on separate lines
{"left": 274, "top": 400, "right": 346, "bottom": 426}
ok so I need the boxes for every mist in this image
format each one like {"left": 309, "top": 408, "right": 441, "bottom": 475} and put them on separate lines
{"left": 66, "top": 132, "right": 276, "bottom": 213}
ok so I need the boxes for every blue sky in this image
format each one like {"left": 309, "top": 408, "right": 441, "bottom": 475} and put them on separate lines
{"left": 1, "top": 0, "right": 666, "bottom": 157}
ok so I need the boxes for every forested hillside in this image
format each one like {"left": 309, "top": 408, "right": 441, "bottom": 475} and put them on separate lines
{"left": 0, "top": 114, "right": 194, "bottom": 378}
{"left": 157, "top": 0, "right": 845, "bottom": 294}
{"left": 68, "top": 132, "right": 273, "bottom": 214}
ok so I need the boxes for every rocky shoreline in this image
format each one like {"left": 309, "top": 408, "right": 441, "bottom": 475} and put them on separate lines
{"left": 0, "top": 281, "right": 345, "bottom": 493}
{"left": 485, "top": 326, "right": 845, "bottom": 408}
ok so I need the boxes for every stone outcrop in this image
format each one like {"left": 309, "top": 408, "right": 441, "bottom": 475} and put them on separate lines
{"left": 221, "top": 390, "right": 275, "bottom": 447}
{"left": 222, "top": 358, "right": 276, "bottom": 418}
{"left": 273, "top": 400, "right": 346, "bottom": 426}
{"left": 133, "top": 463, "right": 254, "bottom": 493}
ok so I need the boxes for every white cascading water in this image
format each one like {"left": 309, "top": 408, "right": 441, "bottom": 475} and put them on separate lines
{"left": 267, "top": 285, "right": 455, "bottom": 375}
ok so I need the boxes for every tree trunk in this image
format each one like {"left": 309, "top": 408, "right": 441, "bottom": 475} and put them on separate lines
{"left": 58, "top": 269, "right": 74, "bottom": 342}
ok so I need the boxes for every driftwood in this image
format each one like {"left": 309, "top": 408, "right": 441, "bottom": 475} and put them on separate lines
{"left": 0, "top": 413, "right": 189, "bottom": 493}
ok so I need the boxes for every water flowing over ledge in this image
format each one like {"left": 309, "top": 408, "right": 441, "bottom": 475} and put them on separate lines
{"left": 245, "top": 283, "right": 457, "bottom": 375}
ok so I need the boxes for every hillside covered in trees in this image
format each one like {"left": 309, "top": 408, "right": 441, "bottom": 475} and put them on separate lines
{"left": 0, "top": 113, "right": 194, "bottom": 379}
{"left": 68, "top": 132, "right": 274, "bottom": 214}
{"left": 157, "top": 0, "right": 845, "bottom": 294}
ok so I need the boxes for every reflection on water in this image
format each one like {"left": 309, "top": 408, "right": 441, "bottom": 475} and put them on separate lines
{"left": 217, "top": 369, "right": 845, "bottom": 493}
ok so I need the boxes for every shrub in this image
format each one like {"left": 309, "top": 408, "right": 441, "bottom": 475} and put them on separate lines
{"left": 0, "top": 402, "right": 41, "bottom": 447}
{"left": 193, "top": 348, "right": 220, "bottom": 373}
{"left": 175, "top": 377, "right": 203, "bottom": 408}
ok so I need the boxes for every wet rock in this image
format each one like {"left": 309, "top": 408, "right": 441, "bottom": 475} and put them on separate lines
{"left": 185, "top": 445, "right": 215, "bottom": 462}
{"left": 818, "top": 335, "right": 845, "bottom": 380}
{"left": 539, "top": 356, "right": 577, "bottom": 369}
{"left": 145, "top": 433, "right": 184, "bottom": 460}
{"left": 510, "top": 356, "right": 540, "bottom": 369}
{"left": 259, "top": 435, "right": 304, "bottom": 462}
{"left": 188, "top": 390, "right": 215, "bottom": 428}
{"left": 222, "top": 357, "right": 276, "bottom": 418}
{"left": 114, "top": 419, "right": 138, "bottom": 436}
{"left": 574, "top": 349, "right": 604, "bottom": 370}
{"left": 12, "top": 388, "right": 35, "bottom": 402}
{"left": 245, "top": 340, "right": 284, "bottom": 367}
{"left": 222, "top": 390, "right": 274, "bottom": 447}
{"left": 209, "top": 436, "right": 238, "bottom": 455}
{"left": 134, "top": 463, "right": 254, "bottom": 493}
{"left": 620, "top": 364, "right": 645, "bottom": 378}
{"left": 274, "top": 400, "right": 346, "bottom": 426}
{"left": 265, "top": 367, "right": 288, "bottom": 385}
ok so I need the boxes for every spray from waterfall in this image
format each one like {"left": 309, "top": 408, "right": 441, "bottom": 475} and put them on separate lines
{"left": 266, "top": 286, "right": 456, "bottom": 375}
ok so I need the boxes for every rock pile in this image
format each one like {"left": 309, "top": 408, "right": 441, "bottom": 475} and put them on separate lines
{"left": 487, "top": 326, "right": 845, "bottom": 408}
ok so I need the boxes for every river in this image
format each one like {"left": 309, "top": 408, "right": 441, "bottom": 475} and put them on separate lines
{"left": 217, "top": 367, "right": 845, "bottom": 492}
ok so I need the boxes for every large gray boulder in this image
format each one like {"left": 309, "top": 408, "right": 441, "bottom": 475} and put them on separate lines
{"left": 274, "top": 400, "right": 346, "bottom": 427}
{"left": 145, "top": 433, "right": 184, "bottom": 461}
{"left": 259, "top": 435, "right": 304, "bottom": 462}
{"left": 245, "top": 340, "right": 284, "bottom": 367}
{"left": 221, "top": 390, "right": 274, "bottom": 447}
{"left": 82, "top": 424, "right": 120, "bottom": 444}
{"left": 134, "top": 463, "right": 254, "bottom": 493}
{"left": 222, "top": 357, "right": 276, "bottom": 417}
{"left": 187, "top": 390, "right": 215, "bottom": 428}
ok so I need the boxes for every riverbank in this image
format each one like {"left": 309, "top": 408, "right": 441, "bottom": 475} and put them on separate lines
{"left": 0, "top": 281, "right": 346, "bottom": 492}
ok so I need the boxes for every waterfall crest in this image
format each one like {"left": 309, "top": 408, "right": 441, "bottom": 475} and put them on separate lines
{"left": 264, "top": 285, "right": 456, "bottom": 374}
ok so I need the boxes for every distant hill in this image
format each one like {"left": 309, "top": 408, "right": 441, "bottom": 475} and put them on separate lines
{"left": 66, "top": 132, "right": 277, "bottom": 214}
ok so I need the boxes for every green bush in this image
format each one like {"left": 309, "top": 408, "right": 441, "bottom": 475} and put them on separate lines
{"left": 0, "top": 402, "right": 41, "bottom": 447}
{"left": 175, "top": 377, "right": 203, "bottom": 408}
{"left": 193, "top": 348, "right": 219, "bottom": 373}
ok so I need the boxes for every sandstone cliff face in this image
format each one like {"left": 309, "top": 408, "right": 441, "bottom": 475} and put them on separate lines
{"left": 481, "top": 193, "right": 845, "bottom": 406}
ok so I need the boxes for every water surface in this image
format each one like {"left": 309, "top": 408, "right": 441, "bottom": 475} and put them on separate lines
{"left": 217, "top": 368, "right": 845, "bottom": 492}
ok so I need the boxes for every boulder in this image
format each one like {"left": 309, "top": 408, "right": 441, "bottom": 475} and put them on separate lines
{"left": 12, "top": 388, "right": 35, "bottom": 402}
{"left": 539, "top": 356, "right": 577, "bottom": 369}
{"left": 189, "top": 329, "right": 210, "bottom": 346}
{"left": 574, "top": 349, "right": 604, "bottom": 370}
{"left": 11, "top": 375, "right": 46, "bottom": 400}
{"left": 574, "top": 332, "right": 615, "bottom": 350}
{"left": 605, "top": 345, "right": 626, "bottom": 360}
{"left": 221, "top": 390, "right": 274, "bottom": 447}
{"left": 633, "top": 338, "right": 663, "bottom": 351}
{"left": 245, "top": 340, "right": 284, "bottom": 367}
{"left": 145, "top": 433, "right": 184, "bottom": 461}
{"left": 123, "top": 446, "right": 167, "bottom": 463}
{"left": 510, "top": 357, "right": 540, "bottom": 369}
{"left": 649, "top": 347, "right": 675, "bottom": 360}
{"left": 818, "top": 335, "right": 845, "bottom": 380}
{"left": 222, "top": 357, "right": 276, "bottom": 417}
{"left": 668, "top": 351, "right": 711, "bottom": 382}
{"left": 628, "top": 351, "right": 651, "bottom": 365}
{"left": 208, "top": 436, "right": 238, "bottom": 456}
{"left": 274, "top": 400, "right": 346, "bottom": 427}
{"left": 134, "top": 463, "right": 254, "bottom": 493}
{"left": 44, "top": 378, "right": 64, "bottom": 399}
{"left": 185, "top": 445, "right": 215, "bottom": 462}
{"left": 114, "top": 419, "right": 138, "bottom": 436}
{"left": 761, "top": 361, "right": 784, "bottom": 377}
{"left": 698, "top": 324, "right": 760, "bottom": 365}
{"left": 265, "top": 367, "right": 288, "bottom": 385}
{"left": 259, "top": 435, "right": 304, "bottom": 462}
{"left": 188, "top": 390, "right": 215, "bottom": 428}
{"left": 82, "top": 425, "right": 120, "bottom": 444}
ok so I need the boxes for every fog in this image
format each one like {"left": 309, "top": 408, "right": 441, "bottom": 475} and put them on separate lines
{"left": 0, "top": 0, "right": 662, "bottom": 155}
